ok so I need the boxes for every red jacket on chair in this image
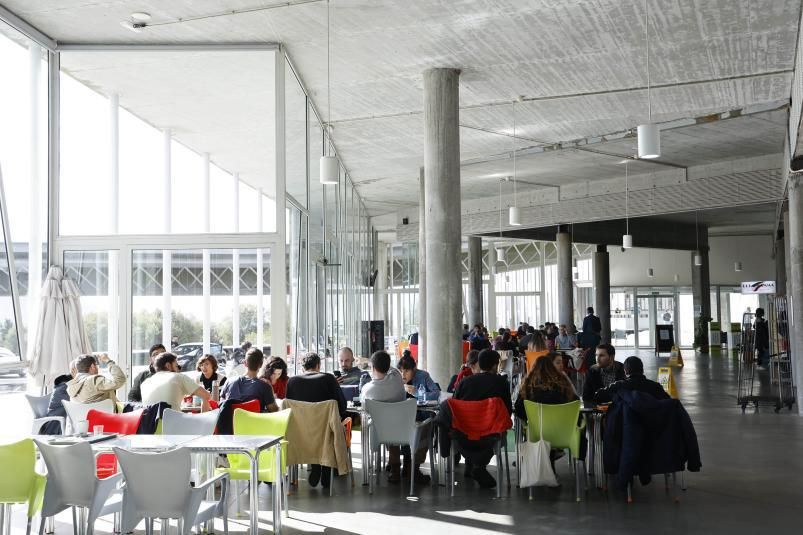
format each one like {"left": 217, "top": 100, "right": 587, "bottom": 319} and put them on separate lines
{"left": 447, "top": 398, "right": 512, "bottom": 441}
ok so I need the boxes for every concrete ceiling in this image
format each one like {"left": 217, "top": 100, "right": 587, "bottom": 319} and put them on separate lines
{"left": 3, "top": 0, "right": 800, "bottom": 227}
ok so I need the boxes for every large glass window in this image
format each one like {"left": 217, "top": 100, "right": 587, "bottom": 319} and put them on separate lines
{"left": 285, "top": 60, "right": 307, "bottom": 208}
{"left": 59, "top": 49, "right": 278, "bottom": 236}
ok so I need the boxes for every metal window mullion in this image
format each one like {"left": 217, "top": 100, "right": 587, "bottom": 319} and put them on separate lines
{"left": 0, "top": 166, "right": 24, "bottom": 362}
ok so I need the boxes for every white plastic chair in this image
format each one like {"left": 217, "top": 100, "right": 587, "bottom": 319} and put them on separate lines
{"left": 115, "top": 447, "right": 229, "bottom": 535}
{"left": 161, "top": 409, "right": 219, "bottom": 435}
{"left": 161, "top": 409, "right": 221, "bottom": 487}
{"left": 364, "top": 398, "right": 435, "bottom": 496}
{"left": 62, "top": 399, "right": 115, "bottom": 434}
{"left": 26, "top": 394, "right": 65, "bottom": 435}
{"left": 33, "top": 439, "right": 123, "bottom": 535}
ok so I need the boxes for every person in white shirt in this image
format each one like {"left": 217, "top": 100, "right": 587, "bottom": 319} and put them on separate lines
{"left": 141, "top": 352, "right": 211, "bottom": 411}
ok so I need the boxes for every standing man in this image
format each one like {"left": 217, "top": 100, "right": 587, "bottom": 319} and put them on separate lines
{"left": 582, "top": 307, "right": 602, "bottom": 336}
{"left": 754, "top": 308, "right": 770, "bottom": 370}
{"left": 67, "top": 353, "right": 127, "bottom": 408}
{"left": 129, "top": 343, "right": 166, "bottom": 402}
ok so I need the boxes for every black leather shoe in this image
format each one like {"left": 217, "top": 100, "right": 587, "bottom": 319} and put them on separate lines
{"left": 308, "top": 464, "right": 321, "bottom": 487}
{"left": 472, "top": 466, "right": 497, "bottom": 489}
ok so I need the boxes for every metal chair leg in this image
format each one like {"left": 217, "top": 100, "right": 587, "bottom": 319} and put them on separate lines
{"left": 495, "top": 443, "right": 502, "bottom": 499}
{"left": 450, "top": 449, "right": 455, "bottom": 497}
{"left": 574, "top": 459, "right": 581, "bottom": 502}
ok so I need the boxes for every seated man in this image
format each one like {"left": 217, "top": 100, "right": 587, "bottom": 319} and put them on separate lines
{"left": 582, "top": 343, "right": 625, "bottom": 403}
{"left": 286, "top": 352, "right": 347, "bottom": 488}
{"left": 555, "top": 324, "right": 578, "bottom": 349}
{"left": 67, "top": 353, "right": 127, "bottom": 407}
{"left": 40, "top": 371, "right": 75, "bottom": 434}
{"left": 335, "top": 346, "right": 364, "bottom": 386}
{"left": 397, "top": 353, "right": 440, "bottom": 401}
{"left": 451, "top": 349, "right": 512, "bottom": 488}
{"left": 594, "top": 356, "right": 670, "bottom": 403}
{"left": 141, "top": 352, "right": 211, "bottom": 411}
{"left": 129, "top": 343, "right": 166, "bottom": 402}
{"left": 361, "top": 350, "right": 430, "bottom": 484}
{"left": 221, "top": 347, "right": 279, "bottom": 412}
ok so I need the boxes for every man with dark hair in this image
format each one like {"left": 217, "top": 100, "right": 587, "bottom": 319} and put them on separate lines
{"left": 39, "top": 373, "right": 75, "bottom": 434}
{"left": 582, "top": 343, "right": 625, "bottom": 403}
{"left": 335, "top": 346, "right": 363, "bottom": 385}
{"left": 286, "top": 352, "right": 348, "bottom": 488}
{"left": 129, "top": 343, "right": 167, "bottom": 402}
{"left": 451, "top": 349, "right": 512, "bottom": 488}
{"left": 582, "top": 306, "right": 602, "bottom": 336}
{"left": 754, "top": 307, "right": 770, "bottom": 369}
{"left": 221, "top": 347, "right": 278, "bottom": 412}
{"left": 141, "top": 352, "right": 211, "bottom": 411}
{"left": 67, "top": 353, "right": 127, "bottom": 406}
{"left": 594, "top": 356, "right": 669, "bottom": 403}
{"left": 360, "top": 350, "right": 426, "bottom": 483}
{"left": 518, "top": 325, "right": 537, "bottom": 350}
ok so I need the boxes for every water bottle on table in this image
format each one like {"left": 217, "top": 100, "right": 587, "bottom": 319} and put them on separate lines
{"left": 417, "top": 383, "right": 426, "bottom": 405}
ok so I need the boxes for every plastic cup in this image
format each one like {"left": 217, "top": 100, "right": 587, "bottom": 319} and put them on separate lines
{"left": 93, "top": 425, "right": 104, "bottom": 436}
{"left": 76, "top": 420, "right": 89, "bottom": 435}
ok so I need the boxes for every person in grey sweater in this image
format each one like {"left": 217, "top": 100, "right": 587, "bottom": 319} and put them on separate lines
{"left": 361, "top": 350, "right": 430, "bottom": 484}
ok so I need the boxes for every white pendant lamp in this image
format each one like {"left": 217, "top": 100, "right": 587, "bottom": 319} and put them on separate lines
{"left": 509, "top": 206, "right": 521, "bottom": 226}
{"left": 638, "top": 123, "right": 660, "bottom": 159}
{"left": 508, "top": 101, "right": 522, "bottom": 226}
{"left": 637, "top": 0, "right": 660, "bottom": 159}
{"left": 496, "top": 246, "right": 505, "bottom": 261}
{"left": 693, "top": 211, "right": 702, "bottom": 266}
{"left": 320, "top": 154, "right": 338, "bottom": 184}
{"left": 734, "top": 261, "right": 743, "bottom": 272}
{"left": 674, "top": 273, "right": 680, "bottom": 282}
{"left": 622, "top": 161, "right": 633, "bottom": 248}
{"left": 319, "top": 0, "right": 339, "bottom": 185}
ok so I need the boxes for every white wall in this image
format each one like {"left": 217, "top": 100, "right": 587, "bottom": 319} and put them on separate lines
{"left": 607, "top": 235, "right": 775, "bottom": 287}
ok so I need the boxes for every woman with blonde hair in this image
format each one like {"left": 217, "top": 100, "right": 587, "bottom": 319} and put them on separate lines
{"left": 514, "top": 354, "right": 577, "bottom": 421}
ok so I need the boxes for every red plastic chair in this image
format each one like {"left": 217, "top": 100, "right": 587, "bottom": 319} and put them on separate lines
{"left": 209, "top": 400, "right": 219, "bottom": 410}
{"left": 232, "top": 399, "right": 261, "bottom": 413}
{"left": 87, "top": 409, "right": 144, "bottom": 479}
{"left": 461, "top": 341, "right": 471, "bottom": 363}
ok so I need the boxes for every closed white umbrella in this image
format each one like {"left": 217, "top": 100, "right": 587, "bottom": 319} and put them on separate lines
{"left": 28, "top": 266, "right": 93, "bottom": 383}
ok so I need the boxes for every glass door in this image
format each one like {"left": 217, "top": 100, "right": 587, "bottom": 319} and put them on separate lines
{"left": 635, "top": 292, "right": 676, "bottom": 349}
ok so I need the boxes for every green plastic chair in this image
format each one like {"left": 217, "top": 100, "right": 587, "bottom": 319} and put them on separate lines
{"left": 522, "top": 400, "right": 587, "bottom": 501}
{"left": 0, "top": 439, "right": 46, "bottom": 535}
{"left": 216, "top": 409, "right": 291, "bottom": 515}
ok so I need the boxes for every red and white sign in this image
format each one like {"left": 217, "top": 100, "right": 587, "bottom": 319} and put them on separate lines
{"left": 740, "top": 281, "right": 776, "bottom": 294}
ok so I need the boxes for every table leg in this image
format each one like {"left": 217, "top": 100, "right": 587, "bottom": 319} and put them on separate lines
{"left": 248, "top": 452, "right": 259, "bottom": 535}
{"left": 273, "top": 443, "right": 283, "bottom": 534}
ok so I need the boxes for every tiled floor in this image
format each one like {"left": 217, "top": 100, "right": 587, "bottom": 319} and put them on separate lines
{"left": 8, "top": 349, "right": 802, "bottom": 534}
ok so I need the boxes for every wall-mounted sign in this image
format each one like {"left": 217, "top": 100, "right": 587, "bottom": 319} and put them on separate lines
{"left": 740, "top": 281, "right": 776, "bottom": 295}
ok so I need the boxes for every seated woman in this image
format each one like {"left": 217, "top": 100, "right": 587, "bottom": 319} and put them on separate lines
{"left": 259, "top": 356, "right": 289, "bottom": 399}
{"left": 197, "top": 355, "right": 227, "bottom": 399}
{"left": 514, "top": 355, "right": 578, "bottom": 421}
{"left": 398, "top": 352, "right": 440, "bottom": 401}
{"left": 449, "top": 350, "right": 480, "bottom": 393}
{"left": 552, "top": 352, "right": 580, "bottom": 398}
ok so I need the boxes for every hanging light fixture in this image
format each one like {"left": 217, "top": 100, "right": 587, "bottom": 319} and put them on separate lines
{"left": 637, "top": 0, "right": 660, "bottom": 159}
{"left": 693, "top": 211, "right": 703, "bottom": 266}
{"left": 648, "top": 268, "right": 655, "bottom": 278}
{"left": 496, "top": 246, "right": 506, "bottom": 261}
{"left": 319, "top": 0, "right": 339, "bottom": 185}
{"left": 735, "top": 261, "right": 743, "bottom": 272}
{"left": 647, "top": 244, "right": 654, "bottom": 277}
{"left": 622, "top": 160, "right": 633, "bottom": 248}
{"left": 674, "top": 273, "right": 680, "bottom": 282}
{"left": 496, "top": 179, "right": 506, "bottom": 264}
{"left": 509, "top": 101, "right": 522, "bottom": 226}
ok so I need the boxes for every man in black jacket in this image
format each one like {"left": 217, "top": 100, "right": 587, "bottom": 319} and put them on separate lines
{"left": 451, "top": 349, "right": 512, "bottom": 488}
{"left": 286, "top": 352, "right": 347, "bottom": 488}
{"left": 582, "top": 307, "right": 602, "bottom": 336}
{"left": 582, "top": 343, "right": 625, "bottom": 403}
{"left": 594, "top": 356, "right": 669, "bottom": 403}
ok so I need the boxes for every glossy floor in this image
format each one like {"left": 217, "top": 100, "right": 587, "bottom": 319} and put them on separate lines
{"left": 10, "top": 350, "right": 803, "bottom": 534}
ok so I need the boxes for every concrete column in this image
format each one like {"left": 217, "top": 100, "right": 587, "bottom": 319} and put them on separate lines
{"left": 788, "top": 175, "right": 803, "bottom": 414}
{"left": 776, "top": 230, "right": 787, "bottom": 296}
{"left": 556, "top": 227, "right": 573, "bottom": 328}
{"left": 487, "top": 245, "right": 497, "bottom": 331}
{"left": 593, "top": 244, "right": 611, "bottom": 343}
{"left": 418, "top": 167, "right": 427, "bottom": 368}
{"left": 691, "top": 240, "right": 711, "bottom": 352}
{"left": 467, "top": 236, "right": 483, "bottom": 327}
{"left": 423, "top": 67, "right": 462, "bottom": 386}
